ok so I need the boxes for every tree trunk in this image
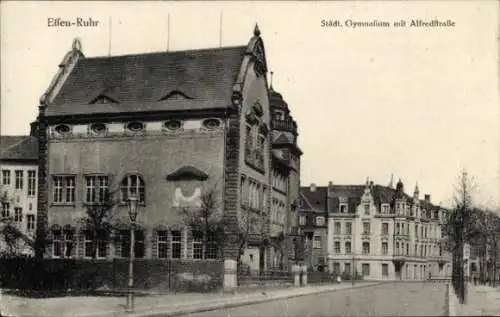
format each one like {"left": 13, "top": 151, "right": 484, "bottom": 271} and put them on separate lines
{"left": 93, "top": 230, "right": 98, "bottom": 259}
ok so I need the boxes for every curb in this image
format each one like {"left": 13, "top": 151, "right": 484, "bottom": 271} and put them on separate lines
{"left": 124, "top": 282, "right": 383, "bottom": 317}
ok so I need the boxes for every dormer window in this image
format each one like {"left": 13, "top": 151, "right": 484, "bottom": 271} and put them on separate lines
{"left": 163, "top": 120, "right": 183, "bottom": 131}
{"left": 381, "top": 204, "right": 390, "bottom": 214}
{"left": 202, "top": 118, "right": 221, "bottom": 130}
{"left": 159, "top": 90, "right": 192, "bottom": 101}
{"left": 127, "top": 122, "right": 144, "bottom": 132}
{"left": 339, "top": 204, "right": 348, "bottom": 213}
{"left": 90, "top": 95, "right": 119, "bottom": 104}
{"left": 54, "top": 124, "right": 71, "bottom": 136}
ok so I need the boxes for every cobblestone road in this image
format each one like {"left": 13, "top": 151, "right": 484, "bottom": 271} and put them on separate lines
{"left": 182, "top": 282, "right": 447, "bottom": 317}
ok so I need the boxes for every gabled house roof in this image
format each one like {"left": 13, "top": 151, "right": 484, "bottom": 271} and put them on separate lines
{"left": 301, "top": 182, "right": 446, "bottom": 215}
{"left": 0, "top": 136, "right": 38, "bottom": 161}
{"left": 299, "top": 186, "right": 328, "bottom": 213}
{"left": 46, "top": 46, "right": 247, "bottom": 117}
{"left": 324, "top": 185, "right": 365, "bottom": 213}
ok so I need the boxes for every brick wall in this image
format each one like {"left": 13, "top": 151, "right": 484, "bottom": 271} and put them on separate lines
{"left": 35, "top": 108, "right": 48, "bottom": 258}
{"left": 223, "top": 106, "right": 241, "bottom": 260}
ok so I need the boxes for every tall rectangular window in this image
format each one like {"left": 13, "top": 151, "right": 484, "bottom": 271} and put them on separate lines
{"left": 344, "top": 263, "right": 351, "bottom": 274}
{"left": 171, "top": 230, "right": 182, "bottom": 259}
{"left": 53, "top": 175, "right": 76, "bottom": 204}
{"left": 334, "top": 241, "right": 341, "bottom": 253}
{"left": 382, "top": 223, "right": 389, "bottom": 235}
{"left": 345, "top": 222, "right": 352, "bottom": 235}
{"left": 27, "top": 170, "right": 36, "bottom": 196}
{"left": 299, "top": 215, "right": 306, "bottom": 225}
{"left": 1, "top": 202, "right": 10, "bottom": 218}
{"left": 382, "top": 264, "right": 389, "bottom": 277}
{"left": 157, "top": 230, "right": 168, "bottom": 258}
{"left": 313, "top": 236, "right": 321, "bottom": 249}
{"left": 85, "top": 175, "right": 109, "bottom": 203}
{"left": 84, "top": 230, "right": 106, "bottom": 258}
{"left": 339, "top": 204, "right": 347, "bottom": 213}
{"left": 362, "top": 242, "right": 370, "bottom": 255}
{"left": 52, "top": 230, "right": 63, "bottom": 258}
{"left": 362, "top": 263, "right": 370, "bottom": 276}
{"left": 334, "top": 222, "right": 341, "bottom": 234}
{"left": 382, "top": 242, "right": 388, "bottom": 255}
{"left": 333, "top": 262, "right": 340, "bottom": 274}
{"left": 15, "top": 170, "right": 23, "bottom": 190}
{"left": 27, "top": 214, "right": 35, "bottom": 232}
{"left": 14, "top": 207, "right": 22, "bottom": 222}
{"left": 363, "top": 222, "right": 371, "bottom": 234}
{"left": 206, "top": 232, "right": 218, "bottom": 260}
{"left": 364, "top": 204, "right": 370, "bottom": 215}
{"left": 345, "top": 241, "right": 351, "bottom": 254}
{"left": 193, "top": 231, "right": 203, "bottom": 259}
{"left": 2, "top": 170, "right": 10, "bottom": 185}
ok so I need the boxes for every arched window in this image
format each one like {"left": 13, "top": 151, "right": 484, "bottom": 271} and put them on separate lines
{"left": 120, "top": 174, "right": 145, "bottom": 203}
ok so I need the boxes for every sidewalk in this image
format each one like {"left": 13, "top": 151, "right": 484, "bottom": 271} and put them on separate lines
{"left": 0, "top": 282, "right": 381, "bottom": 317}
{"left": 449, "top": 284, "right": 500, "bottom": 316}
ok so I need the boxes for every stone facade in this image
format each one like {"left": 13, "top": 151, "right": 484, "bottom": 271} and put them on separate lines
{"left": 297, "top": 184, "right": 328, "bottom": 270}
{"left": 299, "top": 179, "right": 453, "bottom": 280}
{"left": 33, "top": 26, "right": 301, "bottom": 271}
{"left": 0, "top": 136, "right": 39, "bottom": 255}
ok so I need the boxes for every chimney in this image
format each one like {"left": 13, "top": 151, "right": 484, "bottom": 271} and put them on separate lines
{"left": 310, "top": 183, "right": 316, "bottom": 192}
{"left": 327, "top": 181, "right": 334, "bottom": 197}
{"left": 424, "top": 194, "right": 430, "bottom": 202}
{"left": 30, "top": 120, "right": 39, "bottom": 137}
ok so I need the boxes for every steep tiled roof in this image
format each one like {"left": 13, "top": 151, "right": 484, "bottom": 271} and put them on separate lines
{"left": 0, "top": 136, "right": 38, "bottom": 161}
{"left": 46, "top": 46, "right": 247, "bottom": 117}
{"left": 300, "top": 186, "right": 328, "bottom": 212}
{"left": 372, "top": 185, "right": 396, "bottom": 206}
{"left": 297, "top": 192, "right": 315, "bottom": 211}
{"left": 326, "top": 185, "right": 366, "bottom": 213}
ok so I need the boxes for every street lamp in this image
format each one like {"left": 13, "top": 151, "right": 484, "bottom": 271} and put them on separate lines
{"left": 125, "top": 194, "right": 139, "bottom": 313}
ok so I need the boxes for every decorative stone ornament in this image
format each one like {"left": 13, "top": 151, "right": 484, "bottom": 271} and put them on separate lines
{"left": 72, "top": 38, "right": 82, "bottom": 51}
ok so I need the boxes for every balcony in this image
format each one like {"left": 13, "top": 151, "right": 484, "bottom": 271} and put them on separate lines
{"left": 271, "top": 119, "right": 297, "bottom": 134}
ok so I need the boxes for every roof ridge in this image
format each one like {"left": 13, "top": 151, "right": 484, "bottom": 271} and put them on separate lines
{"left": 85, "top": 45, "right": 248, "bottom": 61}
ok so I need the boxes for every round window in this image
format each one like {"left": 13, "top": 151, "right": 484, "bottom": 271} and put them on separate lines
{"left": 203, "top": 118, "right": 221, "bottom": 130}
{"left": 55, "top": 124, "right": 70, "bottom": 134}
{"left": 164, "top": 120, "right": 183, "bottom": 131}
{"left": 90, "top": 123, "right": 106, "bottom": 134}
{"left": 127, "top": 122, "right": 144, "bottom": 132}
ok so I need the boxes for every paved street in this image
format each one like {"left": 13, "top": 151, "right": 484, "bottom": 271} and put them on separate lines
{"left": 182, "top": 282, "right": 447, "bottom": 317}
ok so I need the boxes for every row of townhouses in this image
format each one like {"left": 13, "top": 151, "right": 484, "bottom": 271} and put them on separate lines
{"left": 1, "top": 25, "right": 474, "bottom": 280}
{"left": 297, "top": 180, "right": 454, "bottom": 281}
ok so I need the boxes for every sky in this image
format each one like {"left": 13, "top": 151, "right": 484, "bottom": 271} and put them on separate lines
{"left": 1, "top": 1, "right": 499, "bottom": 211}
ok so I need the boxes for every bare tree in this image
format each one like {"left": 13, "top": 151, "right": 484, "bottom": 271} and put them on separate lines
{"left": 182, "top": 186, "right": 224, "bottom": 259}
{"left": 77, "top": 187, "right": 120, "bottom": 259}
{"left": 0, "top": 187, "right": 34, "bottom": 257}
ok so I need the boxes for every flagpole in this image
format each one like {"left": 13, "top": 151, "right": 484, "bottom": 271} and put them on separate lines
{"left": 219, "top": 10, "right": 223, "bottom": 47}
{"left": 167, "top": 13, "right": 170, "bottom": 51}
{"left": 108, "top": 16, "right": 112, "bottom": 56}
